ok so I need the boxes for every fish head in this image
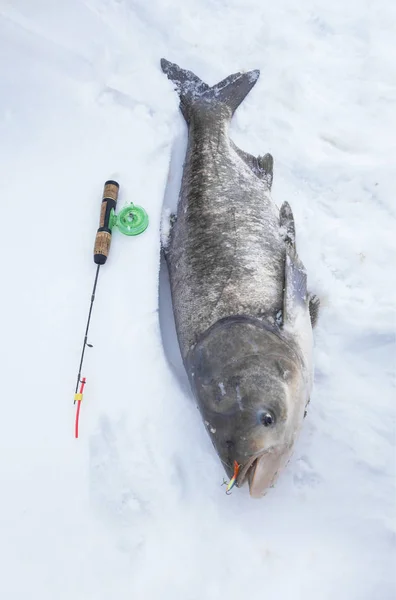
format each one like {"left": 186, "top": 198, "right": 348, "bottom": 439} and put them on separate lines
{"left": 187, "top": 317, "right": 310, "bottom": 498}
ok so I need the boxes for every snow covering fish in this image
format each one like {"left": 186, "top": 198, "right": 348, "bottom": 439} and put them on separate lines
{"left": 161, "top": 58, "right": 320, "bottom": 498}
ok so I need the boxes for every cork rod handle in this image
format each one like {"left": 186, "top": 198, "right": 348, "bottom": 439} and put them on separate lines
{"left": 93, "top": 180, "right": 119, "bottom": 265}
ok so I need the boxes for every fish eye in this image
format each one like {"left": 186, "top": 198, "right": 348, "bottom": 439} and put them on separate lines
{"left": 260, "top": 411, "right": 275, "bottom": 427}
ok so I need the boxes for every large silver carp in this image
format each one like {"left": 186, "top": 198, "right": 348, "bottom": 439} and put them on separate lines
{"left": 161, "top": 58, "right": 319, "bottom": 497}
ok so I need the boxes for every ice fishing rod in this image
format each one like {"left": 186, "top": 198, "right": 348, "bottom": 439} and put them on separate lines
{"left": 73, "top": 179, "right": 149, "bottom": 438}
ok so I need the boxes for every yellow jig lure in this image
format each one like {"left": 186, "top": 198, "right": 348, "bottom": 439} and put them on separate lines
{"left": 223, "top": 461, "right": 240, "bottom": 495}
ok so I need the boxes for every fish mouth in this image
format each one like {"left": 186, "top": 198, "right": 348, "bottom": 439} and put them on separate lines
{"left": 237, "top": 446, "right": 286, "bottom": 498}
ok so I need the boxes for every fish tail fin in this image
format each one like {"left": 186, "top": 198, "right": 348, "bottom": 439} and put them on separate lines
{"left": 160, "top": 58, "right": 260, "bottom": 123}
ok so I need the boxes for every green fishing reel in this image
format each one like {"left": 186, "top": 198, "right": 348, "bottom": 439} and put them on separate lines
{"left": 94, "top": 181, "right": 149, "bottom": 265}
{"left": 109, "top": 203, "right": 149, "bottom": 236}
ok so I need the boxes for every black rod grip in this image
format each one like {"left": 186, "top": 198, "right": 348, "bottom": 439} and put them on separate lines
{"left": 94, "top": 180, "right": 119, "bottom": 265}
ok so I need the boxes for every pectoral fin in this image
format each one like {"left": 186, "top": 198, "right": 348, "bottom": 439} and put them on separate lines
{"left": 280, "top": 202, "right": 319, "bottom": 328}
{"left": 283, "top": 248, "right": 308, "bottom": 326}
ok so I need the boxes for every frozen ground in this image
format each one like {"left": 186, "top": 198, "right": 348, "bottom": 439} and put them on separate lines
{"left": 0, "top": 1, "right": 395, "bottom": 599}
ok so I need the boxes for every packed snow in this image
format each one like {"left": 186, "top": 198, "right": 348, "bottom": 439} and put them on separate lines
{"left": 0, "top": 1, "right": 395, "bottom": 599}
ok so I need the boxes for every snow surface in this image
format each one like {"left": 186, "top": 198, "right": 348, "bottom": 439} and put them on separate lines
{"left": 1, "top": 1, "right": 395, "bottom": 599}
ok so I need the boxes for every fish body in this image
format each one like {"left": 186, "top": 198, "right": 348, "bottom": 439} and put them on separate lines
{"left": 161, "top": 59, "right": 319, "bottom": 497}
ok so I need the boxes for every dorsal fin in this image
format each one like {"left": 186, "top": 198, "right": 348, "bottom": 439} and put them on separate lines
{"left": 231, "top": 141, "right": 273, "bottom": 188}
